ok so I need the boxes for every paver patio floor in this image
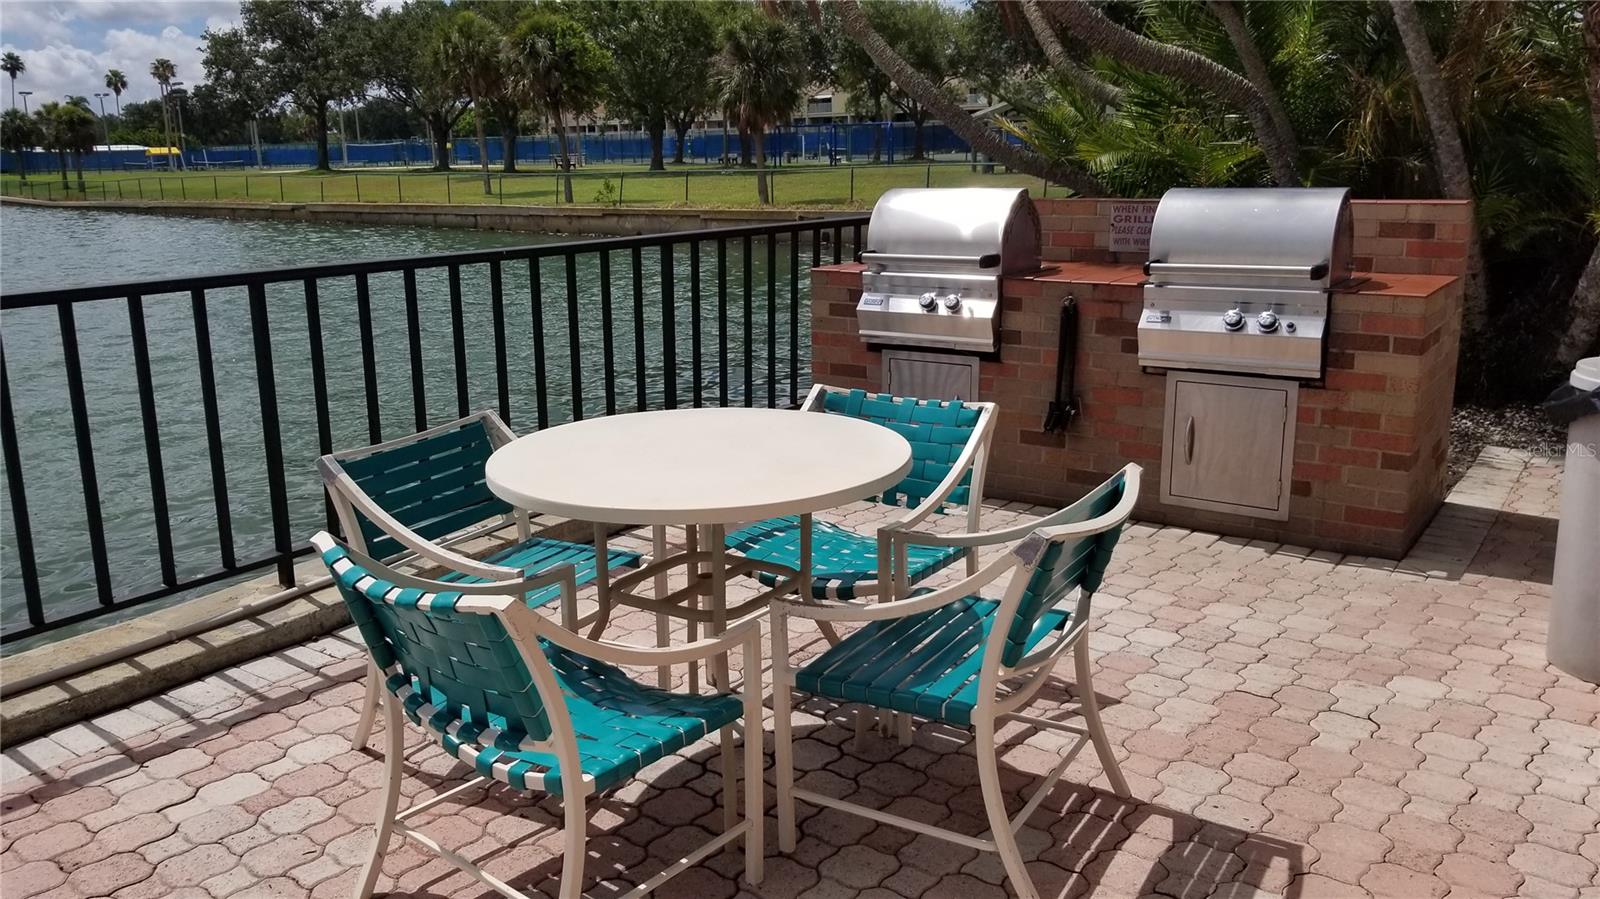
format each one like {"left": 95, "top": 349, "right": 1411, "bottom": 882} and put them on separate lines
{"left": 2, "top": 448, "right": 1596, "bottom": 899}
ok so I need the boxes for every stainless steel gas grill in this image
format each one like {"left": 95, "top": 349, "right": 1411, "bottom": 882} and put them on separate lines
{"left": 1137, "top": 187, "right": 1359, "bottom": 380}
{"left": 856, "top": 187, "right": 1044, "bottom": 355}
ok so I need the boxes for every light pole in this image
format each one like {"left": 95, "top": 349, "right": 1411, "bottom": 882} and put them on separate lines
{"left": 169, "top": 82, "right": 187, "bottom": 171}
{"left": 93, "top": 92, "right": 111, "bottom": 145}
{"left": 18, "top": 90, "right": 31, "bottom": 115}
{"left": 338, "top": 103, "right": 349, "bottom": 166}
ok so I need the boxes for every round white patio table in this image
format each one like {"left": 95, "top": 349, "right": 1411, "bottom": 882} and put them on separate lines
{"left": 485, "top": 406, "right": 913, "bottom": 688}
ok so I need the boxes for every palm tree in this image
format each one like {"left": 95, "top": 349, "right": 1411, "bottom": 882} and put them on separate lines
{"left": 33, "top": 102, "right": 69, "bottom": 189}
{"left": 1, "top": 107, "right": 38, "bottom": 182}
{"left": 104, "top": 69, "right": 128, "bottom": 116}
{"left": 713, "top": 16, "right": 807, "bottom": 205}
{"left": 504, "top": 10, "right": 610, "bottom": 203}
{"left": 440, "top": 10, "right": 504, "bottom": 196}
{"left": 54, "top": 103, "right": 98, "bottom": 193}
{"left": 2, "top": 52, "right": 23, "bottom": 110}
{"left": 832, "top": 0, "right": 1102, "bottom": 194}
{"left": 150, "top": 57, "right": 177, "bottom": 171}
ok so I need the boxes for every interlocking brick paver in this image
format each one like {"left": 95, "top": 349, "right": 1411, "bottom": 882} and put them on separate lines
{"left": 2, "top": 450, "right": 1594, "bottom": 899}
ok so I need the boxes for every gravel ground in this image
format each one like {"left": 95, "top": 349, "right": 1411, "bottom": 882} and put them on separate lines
{"left": 1449, "top": 402, "right": 1567, "bottom": 487}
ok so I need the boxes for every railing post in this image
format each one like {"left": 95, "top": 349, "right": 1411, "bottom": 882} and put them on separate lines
{"left": 279, "top": 174, "right": 284, "bottom": 201}
{"left": 247, "top": 282, "right": 296, "bottom": 588}
{"left": 685, "top": 171, "right": 690, "bottom": 204}
{"left": 850, "top": 167, "right": 855, "bottom": 204}
{"left": 0, "top": 346, "right": 44, "bottom": 627}
{"left": 355, "top": 173, "right": 361, "bottom": 202}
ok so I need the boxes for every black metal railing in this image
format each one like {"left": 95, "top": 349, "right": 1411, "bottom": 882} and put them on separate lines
{"left": 0, "top": 215, "right": 868, "bottom": 646}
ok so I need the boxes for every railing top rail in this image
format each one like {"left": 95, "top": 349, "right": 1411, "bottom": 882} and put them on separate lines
{"left": 0, "top": 214, "right": 869, "bottom": 309}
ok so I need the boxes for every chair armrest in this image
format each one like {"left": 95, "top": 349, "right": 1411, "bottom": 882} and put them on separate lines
{"left": 775, "top": 550, "right": 1016, "bottom": 622}
{"left": 533, "top": 615, "right": 763, "bottom": 668}
{"left": 328, "top": 535, "right": 575, "bottom": 599}
{"left": 880, "top": 407, "right": 995, "bottom": 534}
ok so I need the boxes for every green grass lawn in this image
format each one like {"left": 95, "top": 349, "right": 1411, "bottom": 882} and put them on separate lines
{"left": 0, "top": 161, "right": 1057, "bottom": 210}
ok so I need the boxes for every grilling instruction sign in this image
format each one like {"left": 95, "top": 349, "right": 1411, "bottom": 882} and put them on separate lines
{"left": 1109, "top": 200, "right": 1158, "bottom": 254}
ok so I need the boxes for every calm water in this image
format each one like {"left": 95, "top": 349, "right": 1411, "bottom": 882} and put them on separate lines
{"left": 0, "top": 205, "right": 817, "bottom": 650}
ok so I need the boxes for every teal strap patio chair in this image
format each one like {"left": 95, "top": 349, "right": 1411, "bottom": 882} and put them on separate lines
{"left": 318, "top": 411, "right": 641, "bottom": 748}
{"left": 769, "top": 465, "right": 1141, "bottom": 899}
{"left": 313, "top": 532, "right": 764, "bottom": 899}
{"left": 725, "top": 385, "right": 996, "bottom": 603}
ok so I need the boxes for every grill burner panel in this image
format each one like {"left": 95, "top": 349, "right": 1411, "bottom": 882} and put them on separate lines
{"left": 1138, "top": 187, "right": 1356, "bottom": 380}
{"left": 857, "top": 188, "right": 1042, "bottom": 354}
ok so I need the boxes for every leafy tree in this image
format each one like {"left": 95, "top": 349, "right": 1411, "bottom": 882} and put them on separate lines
{"left": 240, "top": 0, "right": 373, "bottom": 171}
{"left": 202, "top": 27, "right": 278, "bottom": 167}
{"left": 440, "top": 9, "right": 504, "bottom": 193}
{"left": 714, "top": 15, "right": 806, "bottom": 204}
{"left": 830, "top": 5, "right": 894, "bottom": 161}
{"left": 869, "top": 0, "right": 962, "bottom": 160}
{"left": 460, "top": 1, "right": 533, "bottom": 172}
{"left": 584, "top": 0, "right": 717, "bottom": 170}
{"left": 2, "top": 52, "right": 22, "bottom": 111}
{"left": 106, "top": 99, "right": 166, "bottom": 146}
{"left": 103, "top": 69, "right": 128, "bottom": 116}
{"left": 33, "top": 102, "right": 69, "bottom": 186}
{"left": 504, "top": 9, "right": 610, "bottom": 202}
{"left": 370, "top": 0, "right": 466, "bottom": 171}
{"left": 1, "top": 107, "right": 39, "bottom": 181}
{"left": 56, "top": 102, "right": 98, "bottom": 191}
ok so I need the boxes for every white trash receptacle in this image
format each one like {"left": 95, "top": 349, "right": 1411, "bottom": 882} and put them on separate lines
{"left": 1549, "top": 356, "right": 1600, "bottom": 684}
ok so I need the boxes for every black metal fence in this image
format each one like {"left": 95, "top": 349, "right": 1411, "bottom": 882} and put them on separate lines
{"left": 0, "top": 215, "right": 869, "bottom": 645}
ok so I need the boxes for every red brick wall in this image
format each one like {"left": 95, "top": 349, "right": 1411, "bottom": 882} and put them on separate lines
{"left": 811, "top": 198, "right": 1467, "bottom": 559}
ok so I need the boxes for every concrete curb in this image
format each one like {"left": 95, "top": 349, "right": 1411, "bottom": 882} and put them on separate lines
{"left": 0, "top": 516, "right": 617, "bottom": 745}
{"left": 0, "top": 194, "right": 851, "bottom": 235}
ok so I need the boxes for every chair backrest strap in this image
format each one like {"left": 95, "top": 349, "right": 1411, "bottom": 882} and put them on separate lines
{"left": 329, "top": 415, "right": 513, "bottom": 560}
{"left": 818, "top": 388, "right": 986, "bottom": 513}
{"left": 316, "top": 534, "right": 555, "bottom": 746}
{"left": 1000, "top": 467, "right": 1135, "bottom": 668}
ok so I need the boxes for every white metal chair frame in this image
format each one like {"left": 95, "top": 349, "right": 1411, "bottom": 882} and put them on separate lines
{"left": 799, "top": 382, "right": 999, "bottom": 601}
{"left": 320, "top": 410, "right": 630, "bottom": 750}
{"left": 769, "top": 465, "right": 1141, "bottom": 899}
{"left": 313, "top": 533, "right": 765, "bottom": 899}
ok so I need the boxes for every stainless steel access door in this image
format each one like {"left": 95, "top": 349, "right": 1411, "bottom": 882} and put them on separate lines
{"left": 1161, "top": 371, "right": 1298, "bottom": 520}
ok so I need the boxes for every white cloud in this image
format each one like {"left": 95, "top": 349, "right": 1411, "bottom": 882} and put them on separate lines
{"left": 1, "top": 1, "right": 231, "bottom": 108}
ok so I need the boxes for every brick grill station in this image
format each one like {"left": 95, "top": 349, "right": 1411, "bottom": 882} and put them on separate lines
{"left": 811, "top": 198, "right": 1468, "bottom": 558}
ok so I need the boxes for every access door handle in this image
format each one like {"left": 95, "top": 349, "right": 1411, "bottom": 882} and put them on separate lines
{"left": 1184, "top": 416, "right": 1196, "bottom": 464}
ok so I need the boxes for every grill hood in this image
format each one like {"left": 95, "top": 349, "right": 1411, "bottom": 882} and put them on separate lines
{"left": 861, "top": 187, "right": 1042, "bottom": 276}
{"left": 1145, "top": 187, "right": 1356, "bottom": 291}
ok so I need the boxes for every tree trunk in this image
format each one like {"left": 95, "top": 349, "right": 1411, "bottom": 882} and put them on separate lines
{"left": 1043, "top": 0, "right": 1300, "bottom": 187}
{"left": 648, "top": 119, "right": 665, "bottom": 171}
{"left": 428, "top": 116, "right": 451, "bottom": 172}
{"left": 470, "top": 91, "right": 491, "bottom": 195}
{"left": 869, "top": 114, "right": 882, "bottom": 163}
{"left": 911, "top": 108, "right": 926, "bottom": 160}
{"left": 554, "top": 108, "right": 573, "bottom": 203}
{"left": 1208, "top": 1, "right": 1300, "bottom": 170}
{"left": 501, "top": 120, "right": 518, "bottom": 174}
{"left": 1018, "top": 0, "right": 1122, "bottom": 108}
{"left": 1555, "top": 1, "right": 1600, "bottom": 368}
{"left": 57, "top": 150, "right": 68, "bottom": 187}
{"left": 17, "top": 150, "right": 26, "bottom": 182}
{"left": 1388, "top": 0, "right": 1487, "bottom": 339}
{"left": 313, "top": 101, "right": 332, "bottom": 171}
{"left": 73, "top": 150, "right": 85, "bottom": 193}
{"left": 672, "top": 120, "right": 691, "bottom": 164}
{"left": 754, "top": 125, "right": 769, "bottom": 205}
{"left": 834, "top": 0, "right": 1103, "bottom": 194}
{"left": 160, "top": 91, "right": 175, "bottom": 172}
{"left": 738, "top": 123, "right": 751, "bottom": 167}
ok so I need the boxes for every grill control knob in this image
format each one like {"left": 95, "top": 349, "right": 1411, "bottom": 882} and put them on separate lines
{"left": 1222, "top": 308, "right": 1246, "bottom": 331}
{"left": 1256, "top": 310, "right": 1281, "bottom": 333}
{"left": 918, "top": 291, "right": 939, "bottom": 311}
{"left": 942, "top": 293, "right": 962, "bottom": 311}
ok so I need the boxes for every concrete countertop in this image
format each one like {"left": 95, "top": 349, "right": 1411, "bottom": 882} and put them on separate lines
{"left": 812, "top": 261, "right": 1458, "bottom": 299}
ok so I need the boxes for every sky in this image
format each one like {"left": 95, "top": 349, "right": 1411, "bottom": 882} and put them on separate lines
{"left": 0, "top": 1, "right": 243, "bottom": 110}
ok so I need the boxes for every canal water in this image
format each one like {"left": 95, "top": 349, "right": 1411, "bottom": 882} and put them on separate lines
{"left": 0, "top": 204, "right": 819, "bottom": 650}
